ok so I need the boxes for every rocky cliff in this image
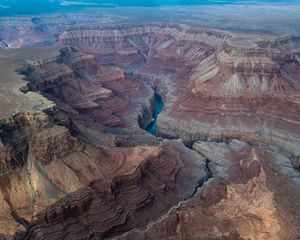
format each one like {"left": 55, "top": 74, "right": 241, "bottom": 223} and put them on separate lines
{"left": 59, "top": 23, "right": 300, "bottom": 165}
{"left": 15, "top": 140, "right": 208, "bottom": 240}
{"left": 0, "top": 22, "right": 299, "bottom": 240}
{"left": 0, "top": 44, "right": 210, "bottom": 239}
{"left": 0, "top": 107, "right": 209, "bottom": 239}
{"left": 116, "top": 140, "right": 300, "bottom": 240}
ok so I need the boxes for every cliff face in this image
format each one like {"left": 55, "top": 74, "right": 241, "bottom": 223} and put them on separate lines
{"left": 0, "top": 109, "right": 84, "bottom": 235}
{"left": 0, "top": 109, "right": 79, "bottom": 173}
{"left": 0, "top": 109, "right": 208, "bottom": 239}
{"left": 193, "top": 42, "right": 300, "bottom": 96}
{"left": 59, "top": 23, "right": 226, "bottom": 70}
{"left": 0, "top": 22, "right": 300, "bottom": 240}
{"left": 15, "top": 140, "right": 208, "bottom": 240}
{"left": 59, "top": 23, "right": 300, "bottom": 162}
{"left": 0, "top": 44, "right": 210, "bottom": 239}
{"left": 117, "top": 140, "right": 300, "bottom": 240}
{"left": 0, "top": 14, "right": 122, "bottom": 48}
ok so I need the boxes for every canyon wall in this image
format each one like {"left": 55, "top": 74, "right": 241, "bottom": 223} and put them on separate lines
{"left": 0, "top": 22, "right": 299, "bottom": 239}
{"left": 60, "top": 23, "right": 300, "bottom": 162}
{"left": 0, "top": 44, "right": 210, "bottom": 239}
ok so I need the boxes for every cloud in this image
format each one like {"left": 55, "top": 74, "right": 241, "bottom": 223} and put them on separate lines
{"left": 60, "top": 1, "right": 100, "bottom": 6}
{"left": 0, "top": 4, "right": 10, "bottom": 9}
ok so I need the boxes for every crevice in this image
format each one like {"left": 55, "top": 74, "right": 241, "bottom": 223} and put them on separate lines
{"left": 11, "top": 210, "right": 31, "bottom": 229}
{"left": 183, "top": 145, "right": 214, "bottom": 201}
{"left": 111, "top": 153, "right": 214, "bottom": 240}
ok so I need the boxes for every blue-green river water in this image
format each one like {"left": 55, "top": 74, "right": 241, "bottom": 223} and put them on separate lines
{"left": 146, "top": 94, "right": 163, "bottom": 136}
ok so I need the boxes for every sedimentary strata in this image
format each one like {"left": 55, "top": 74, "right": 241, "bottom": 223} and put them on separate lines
{"left": 0, "top": 14, "right": 123, "bottom": 48}
{"left": 60, "top": 23, "right": 300, "bottom": 163}
{"left": 0, "top": 22, "right": 299, "bottom": 239}
{"left": 116, "top": 140, "right": 300, "bottom": 240}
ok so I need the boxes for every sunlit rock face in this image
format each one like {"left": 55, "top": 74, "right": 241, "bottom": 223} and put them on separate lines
{"left": 0, "top": 21, "right": 299, "bottom": 240}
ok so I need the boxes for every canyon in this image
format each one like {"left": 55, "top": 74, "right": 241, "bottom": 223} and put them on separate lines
{"left": 0, "top": 14, "right": 299, "bottom": 240}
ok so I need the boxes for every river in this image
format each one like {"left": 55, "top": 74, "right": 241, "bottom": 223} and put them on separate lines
{"left": 146, "top": 93, "right": 163, "bottom": 135}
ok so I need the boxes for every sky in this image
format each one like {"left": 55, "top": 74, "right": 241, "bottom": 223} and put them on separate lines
{"left": 0, "top": 0, "right": 300, "bottom": 16}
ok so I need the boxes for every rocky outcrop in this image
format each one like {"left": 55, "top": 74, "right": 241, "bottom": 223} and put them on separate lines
{"left": 19, "top": 47, "right": 156, "bottom": 131}
{"left": 15, "top": 140, "right": 208, "bottom": 240}
{"left": 59, "top": 23, "right": 300, "bottom": 162}
{"left": 0, "top": 108, "right": 84, "bottom": 235}
{"left": 115, "top": 140, "right": 300, "bottom": 240}
{"left": 0, "top": 109, "right": 80, "bottom": 174}
{"left": 19, "top": 47, "right": 113, "bottom": 110}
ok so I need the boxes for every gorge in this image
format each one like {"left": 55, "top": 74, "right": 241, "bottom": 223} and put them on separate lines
{"left": 145, "top": 93, "right": 163, "bottom": 135}
{"left": 0, "top": 9, "right": 299, "bottom": 240}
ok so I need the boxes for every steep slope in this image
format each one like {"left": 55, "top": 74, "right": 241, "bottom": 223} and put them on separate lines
{"left": 60, "top": 23, "right": 300, "bottom": 166}
{"left": 0, "top": 45, "right": 209, "bottom": 239}
{"left": 116, "top": 140, "right": 300, "bottom": 240}
{"left": 0, "top": 22, "right": 299, "bottom": 240}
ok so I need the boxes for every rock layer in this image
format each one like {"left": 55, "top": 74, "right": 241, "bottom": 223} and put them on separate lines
{"left": 60, "top": 23, "right": 300, "bottom": 162}
{"left": 0, "top": 22, "right": 299, "bottom": 240}
{"left": 0, "top": 14, "right": 122, "bottom": 48}
{"left": 0, "top": 44, "right": 210, "bottom": 239}
{"left": 116, "top": 140, "right": 300, "bottom": 240}
{"left": 16, "top": 140, "right": 208, "bottom": 240}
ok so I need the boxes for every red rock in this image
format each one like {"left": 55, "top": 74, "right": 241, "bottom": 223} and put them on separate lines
{"left": 60, "top": 23, "right": 300, "bottom": 162}
{"left": 0, "top": 22, "right": 299, "bottom": 240}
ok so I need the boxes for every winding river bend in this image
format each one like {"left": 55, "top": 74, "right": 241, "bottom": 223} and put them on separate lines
{"left": 146, "top": 93, "right": 163, "bottom": 135}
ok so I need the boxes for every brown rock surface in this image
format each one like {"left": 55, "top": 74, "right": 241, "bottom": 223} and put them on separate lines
{"left": 15, "top": 140, "right": 208, "bottom": 240}
{"left": 60, "top": 23, "right": 300, "bottom": 161}
{"left": 0, "top": 41, "right": 208, "bottom": 239}
{"left": 115, "top": 140, "right": 300, "bottom": 240}
{"left": 0, "top": 21, "right": 299, "bottom": 240}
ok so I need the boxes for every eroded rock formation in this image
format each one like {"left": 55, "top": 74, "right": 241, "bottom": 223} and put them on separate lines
{"left": 0, "top": 22, "right": 299, "bottom": 240}
{"left": 117, "top": 140, "right": 300, "bottom": 240}
{"left": 0, "top": 44, "right": 209, "bottom": 239}
{"left": 60, "top": 23, "right": 300, "bottom": 162}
